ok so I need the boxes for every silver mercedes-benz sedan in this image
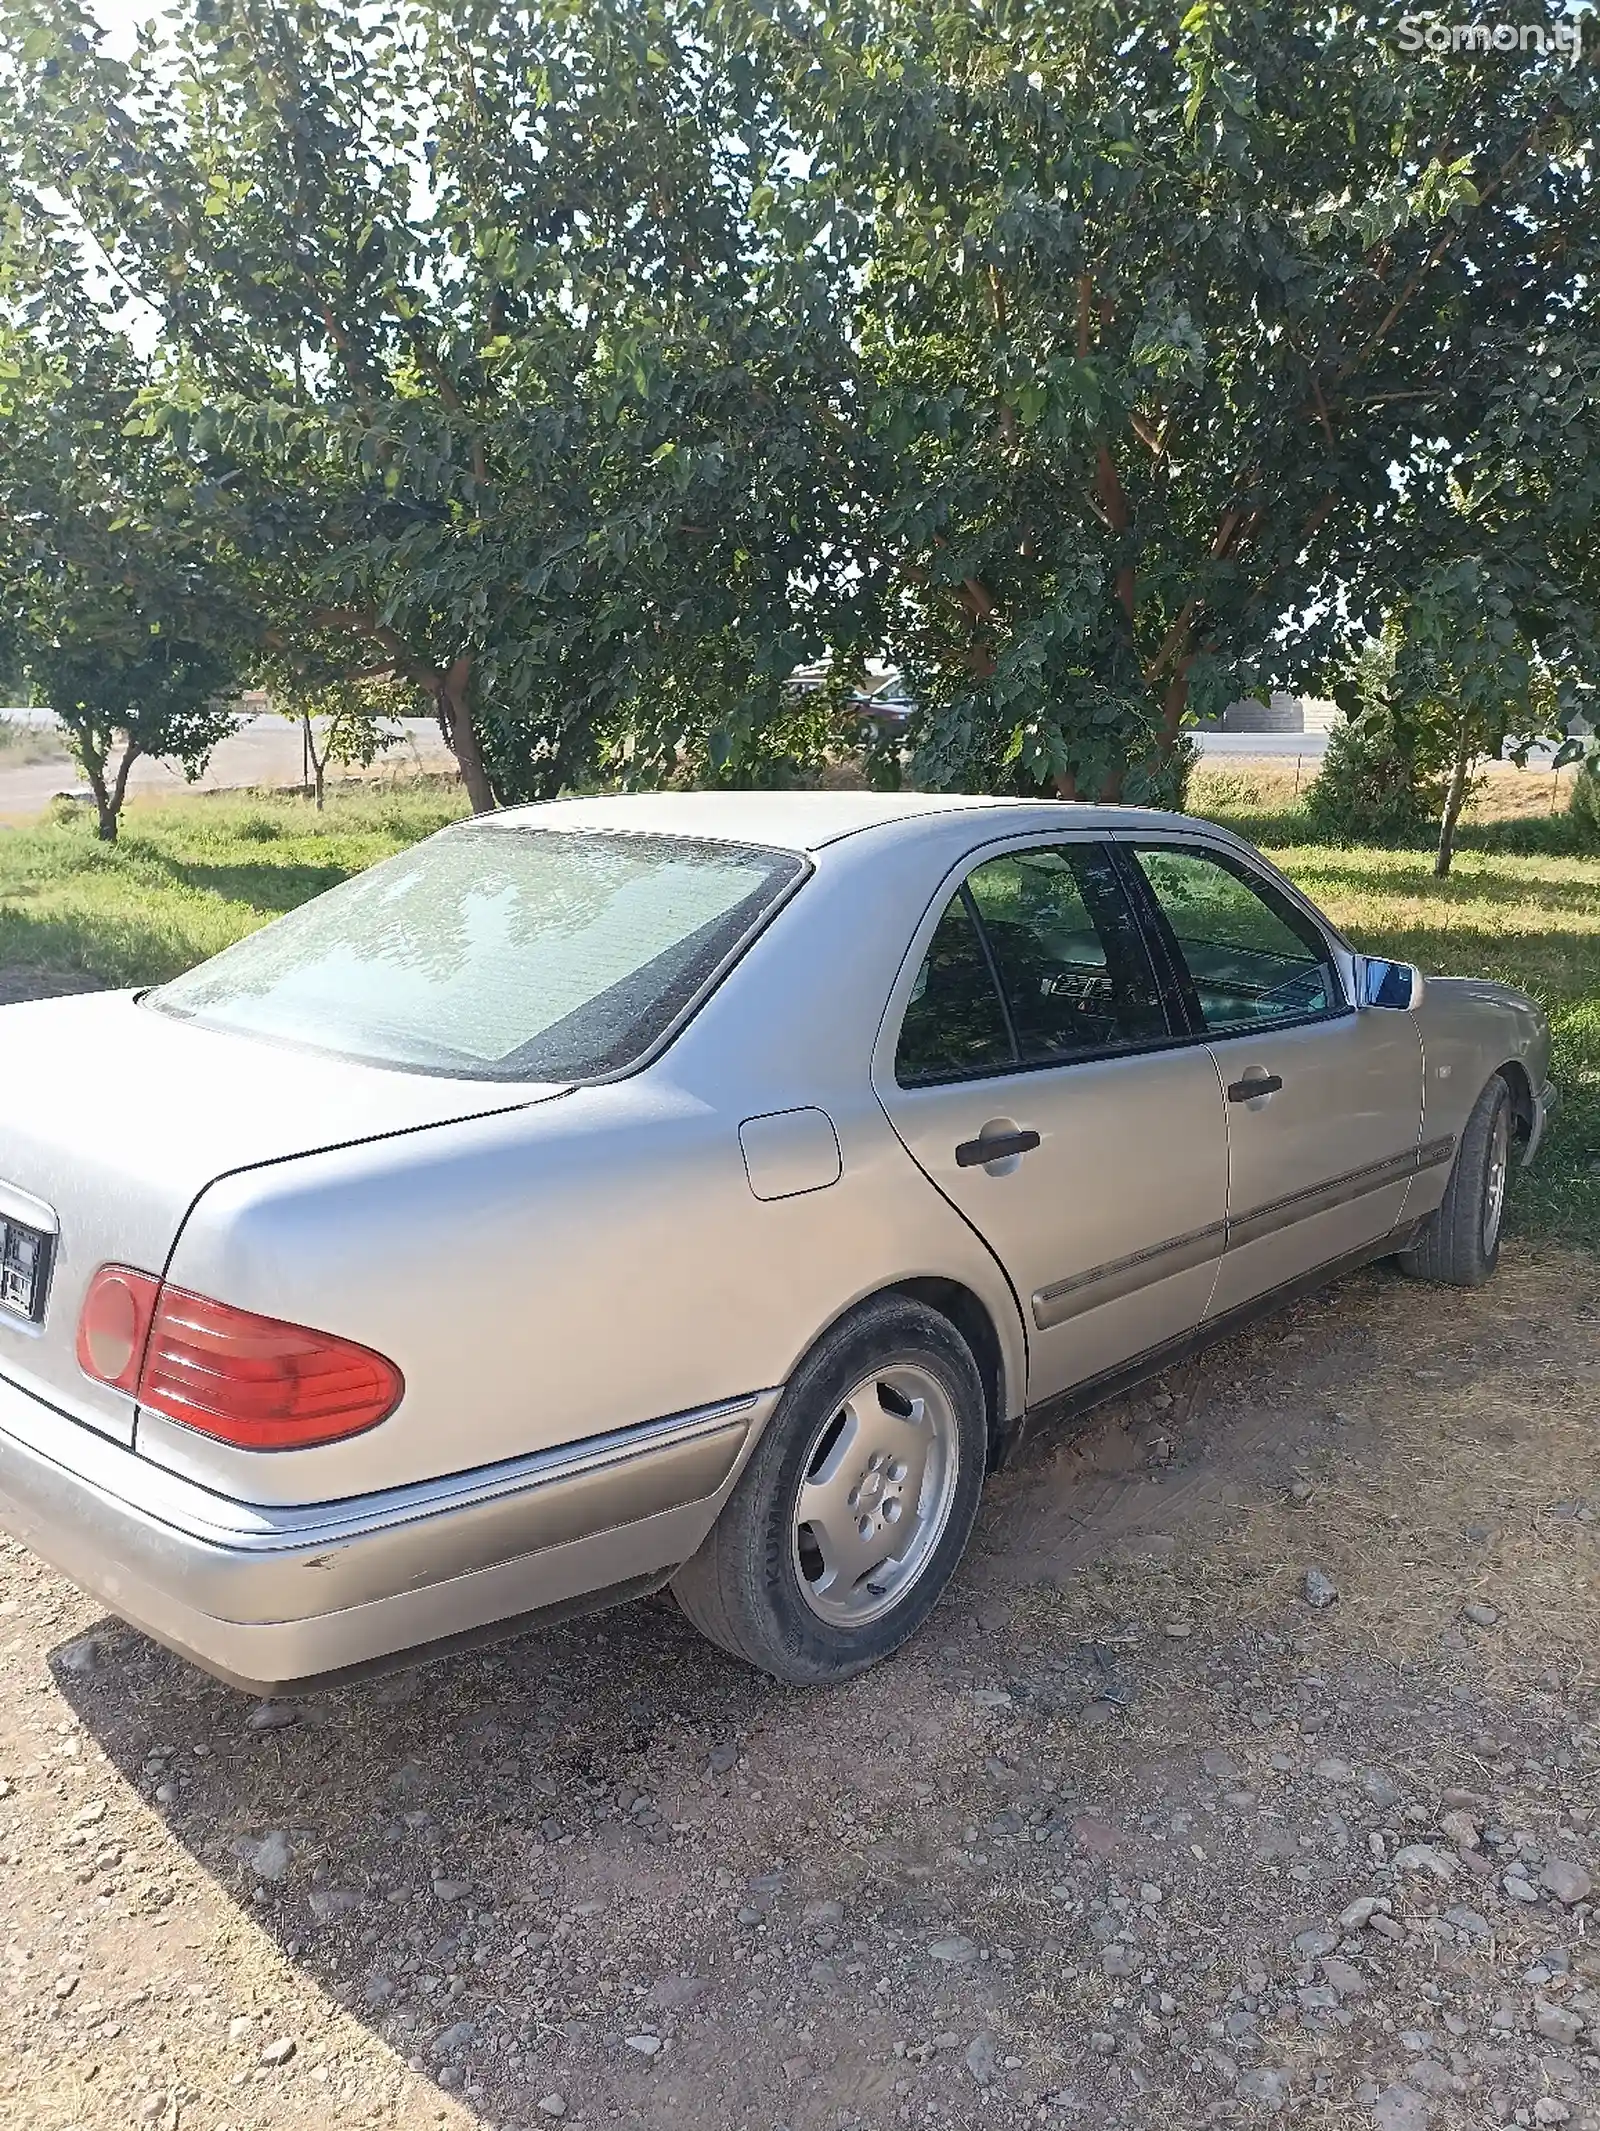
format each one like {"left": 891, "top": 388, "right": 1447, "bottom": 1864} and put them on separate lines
{"left": 0, "top": 793, "right": 1558, "bottom": 1692}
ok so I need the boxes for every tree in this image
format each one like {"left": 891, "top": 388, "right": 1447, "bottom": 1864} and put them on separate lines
{"left": 0, "top": 195, "right": 247, "bottom": 840}
{"left": 2, "top": 0, "right": 881, "bottom": 810}
{"left": 22, "top": 627, "right": 238, "bottom": 841}
{"left": 1314, "top": 313, "right": 1600, "bottom": 871}
{"left": 1304, "top": 625, "right": 1456, "bottom": 848}
{"left": 260, "top": 662, "right": 416, "bottom": 810}
{"left": 7, "top": 0, "right": 1598, "bottom": 819}
{"left": 733, "top": 0, "right": 1600, "bottom": 801}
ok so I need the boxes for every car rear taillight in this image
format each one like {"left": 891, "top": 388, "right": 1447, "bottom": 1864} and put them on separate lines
{"left": 75, "top": 1266, "right": 161, "bottom": 1393}
{"left": 76, "top": 1269, "right": 402, "bottom": 1450}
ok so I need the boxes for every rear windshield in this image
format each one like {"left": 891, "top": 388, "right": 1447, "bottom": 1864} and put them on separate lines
{"left": 147, "top": 825, "right": 806, "bottom": 1080}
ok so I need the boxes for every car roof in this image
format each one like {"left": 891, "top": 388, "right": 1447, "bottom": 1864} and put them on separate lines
{"left": 479, "top": 789, "right": 1206, "bottom": 854}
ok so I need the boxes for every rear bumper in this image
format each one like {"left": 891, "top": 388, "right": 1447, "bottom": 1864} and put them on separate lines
{"left": 0, "top": 1373, "right": 774, "bottom": 1694}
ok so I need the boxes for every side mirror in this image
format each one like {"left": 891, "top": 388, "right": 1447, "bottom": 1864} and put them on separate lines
{"left": 1358, "top": 956, "right": 1419, "bottom": 1011}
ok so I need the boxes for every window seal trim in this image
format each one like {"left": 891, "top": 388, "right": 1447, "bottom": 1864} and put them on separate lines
{"left": 959, "top": 879, "right": 1022, "bottom": 1068}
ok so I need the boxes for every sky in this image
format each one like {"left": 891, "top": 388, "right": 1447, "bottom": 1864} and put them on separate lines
{"left": 85, "top": 0, "right": 164, "bottom": 57}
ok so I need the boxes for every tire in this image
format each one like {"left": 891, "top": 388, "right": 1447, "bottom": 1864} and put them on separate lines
{"left": 672, "top": 1296, "right": 988, "bottom": 1685}
{"left": 1398, "top": 1072, "right": 1513, "bottom": 1288}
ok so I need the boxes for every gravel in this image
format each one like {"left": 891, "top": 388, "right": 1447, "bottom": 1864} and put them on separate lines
{"left": 0, "top": 1252, "right": 1595, "bottom": 2131}
{"left": 1540, "top": 1859, "right": 1594, "bottom": 1906}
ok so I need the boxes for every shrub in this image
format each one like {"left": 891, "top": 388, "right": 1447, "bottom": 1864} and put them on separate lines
{"left": 1302, "top": 711, "right": 1451, "bottom": 845}
{"left": 1568, "top": 754, "right": 1600, "bottom": 844}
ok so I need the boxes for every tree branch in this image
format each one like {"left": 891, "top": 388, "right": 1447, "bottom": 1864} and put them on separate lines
{"left": 1334, "top": 109, "right": 1556, "bottom": 386}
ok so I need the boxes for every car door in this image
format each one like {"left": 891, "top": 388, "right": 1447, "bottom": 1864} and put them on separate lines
{"left": 873, "top": 836, "right": 1230, "bottom": 1406}
{"left": 1121, "top": 839, "right": 1425, "bottom": 1319}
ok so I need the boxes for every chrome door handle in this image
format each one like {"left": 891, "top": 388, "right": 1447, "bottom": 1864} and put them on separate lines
{"left": 956, "top": 1129, "right": 1041, "bottom": 1167}
{"left": 1227, "top": 1073, "right": 1283, "bottom": 1102}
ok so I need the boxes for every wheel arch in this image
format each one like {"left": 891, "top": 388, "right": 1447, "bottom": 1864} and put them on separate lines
{"left": 1496, "top": 1057, "right": 1534, "bottom": 1148}
{"left": 766, "top": 1276, "right": 1027, "bottom": 1480}
{"left": 882, "top": 1276, "right": 1020, "bottom": 1472}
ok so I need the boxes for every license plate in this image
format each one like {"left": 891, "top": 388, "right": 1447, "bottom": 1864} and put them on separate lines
{"left": 0, "top": 1213, "right": 51, "bottom": 1323}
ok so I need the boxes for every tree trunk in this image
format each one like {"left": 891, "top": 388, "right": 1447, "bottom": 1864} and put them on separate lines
{"left": 90, "top": 776, "right": 118, "bottom": 843}
{"left": 78, "top": 735, "right": 139, "bottom": 843}
{"left": 302, "top": 716, "right": 329, "bottom": 810}
{"left": 106, "top": 740, "right": 140, "bottom": 840}
{"left": 1156, "top": 659, "right": 1193, "bottom": 759}
{"left": 1434, "top": 712, "right": 1474, "bottom": 879}
{"left": 437, "top": 654, "right": 496, "bottom": 813}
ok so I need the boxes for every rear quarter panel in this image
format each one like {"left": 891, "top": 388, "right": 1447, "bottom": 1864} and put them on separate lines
{"left": 146, "top": 820, "right": 1035, "bottom": 1505}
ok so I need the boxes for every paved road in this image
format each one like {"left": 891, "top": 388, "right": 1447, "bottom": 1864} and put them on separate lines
{"left": 0, "top": 717, "right": 1330, "bottom": 821}
{"left": 0, "top": 716, "right": 459, "bottom": 821}
{"left": 1196, "top": 728, "right": 1330, "bottom": 759}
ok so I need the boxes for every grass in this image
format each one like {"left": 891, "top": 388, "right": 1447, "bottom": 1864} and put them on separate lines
{"left": 0, "top": 768, "right": 1594, "bottom": 1248}
{"left": 0, "top": 716, "right": 69, "bottom": 769}
{"left": 0, "top": 783, "right": 468, "bottom": 985}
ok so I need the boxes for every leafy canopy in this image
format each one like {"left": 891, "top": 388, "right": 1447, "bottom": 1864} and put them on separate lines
{"left": 2, "top": 0, "right": 1596, "bottom": 813}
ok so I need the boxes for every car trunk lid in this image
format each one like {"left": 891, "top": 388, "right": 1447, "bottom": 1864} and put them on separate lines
{"left": 0, "top": 990, "right": 564, "bottom": 1444}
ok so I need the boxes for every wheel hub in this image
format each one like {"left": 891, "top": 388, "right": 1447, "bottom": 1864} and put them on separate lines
{"left": 790, "top": 1366, "right": 960, "bottom": 1630}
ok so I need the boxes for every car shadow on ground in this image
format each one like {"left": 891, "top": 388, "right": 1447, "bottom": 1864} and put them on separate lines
{"left": 49, "top": 1586, "right": 798, "bottom": 2119}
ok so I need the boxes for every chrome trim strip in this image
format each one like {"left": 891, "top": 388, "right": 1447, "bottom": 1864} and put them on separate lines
{"left": 0, "top": 1180, "right": 59, "bottom": 1236}
{"left": 146, "top": 1392, "right": 780, "bottom": 1551}
{"left": 1228, "top": 1136, "right": 1455, "bottom": 1250}
{"left": 1032, "top": 1220, "right": 1226, "bottom": 1331}
{"left": 0, "top": 1376, "right": 774, "bottom": 1551}
{"left": 0, "top": 1374, "right": 778, "bottom": 1630}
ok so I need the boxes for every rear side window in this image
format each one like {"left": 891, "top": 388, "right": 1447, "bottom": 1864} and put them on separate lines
{"left": 895, "top": 841, "right": 1171, "bottom": 1086}
{"left": 966, "top": 846, "right": 1167, "bottom": 1064}
{"left": 1131, "top": 845, "right": 1339, "bottom": 1032}
{"left": 895, "top": 889, "right": 1015, "bottom": 1086}
{"left": 148, "top": 826, "right": 805, "bottom": 1081}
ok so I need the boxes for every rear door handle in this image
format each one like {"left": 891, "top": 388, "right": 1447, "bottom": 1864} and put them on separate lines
{"left": 1227, "top": 1073, "right": 1283, "bottom": 1103}
{"left": 956, "top": 1129, "right": 1041, "bottom": 1167}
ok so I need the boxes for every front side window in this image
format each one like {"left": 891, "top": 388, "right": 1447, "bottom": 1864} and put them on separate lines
{"left": 148, "top": 826, "right": 805, "bottom": 1080}
{"left": 1131, "top": 846, "right": 1339, "bottom": 1033}
{"left": 895, "top": 842, "right": 1170, "bottom": 1085}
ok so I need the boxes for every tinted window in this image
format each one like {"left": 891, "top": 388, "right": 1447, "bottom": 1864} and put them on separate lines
{"left": 896, "top": 889, "right": 1014, "bottom": 1086}
{"left": 148, "top": 826, "right": 804, "bottom": 1080}
{"left": 1132, "top": 846, "right": 1337, "bottom": 1032}
{"left": 966, "top": 845, "right": 1168, "bottom": 1064}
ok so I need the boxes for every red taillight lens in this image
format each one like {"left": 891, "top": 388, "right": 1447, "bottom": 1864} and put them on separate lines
{"left": 76, "top": 1267, "right": 161, "bottom": 1393}
{"left": 78, "top": 1269, "right": 402, "bottom": 1450}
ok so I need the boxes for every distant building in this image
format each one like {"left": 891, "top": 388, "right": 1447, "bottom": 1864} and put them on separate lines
{"left": 1214, "top": 692, "right": 1341, "bottom": 735}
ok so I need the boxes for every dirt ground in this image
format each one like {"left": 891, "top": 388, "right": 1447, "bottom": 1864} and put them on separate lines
{"left": 1, "top": 1192, "right": 1596, "bottom": 2131}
